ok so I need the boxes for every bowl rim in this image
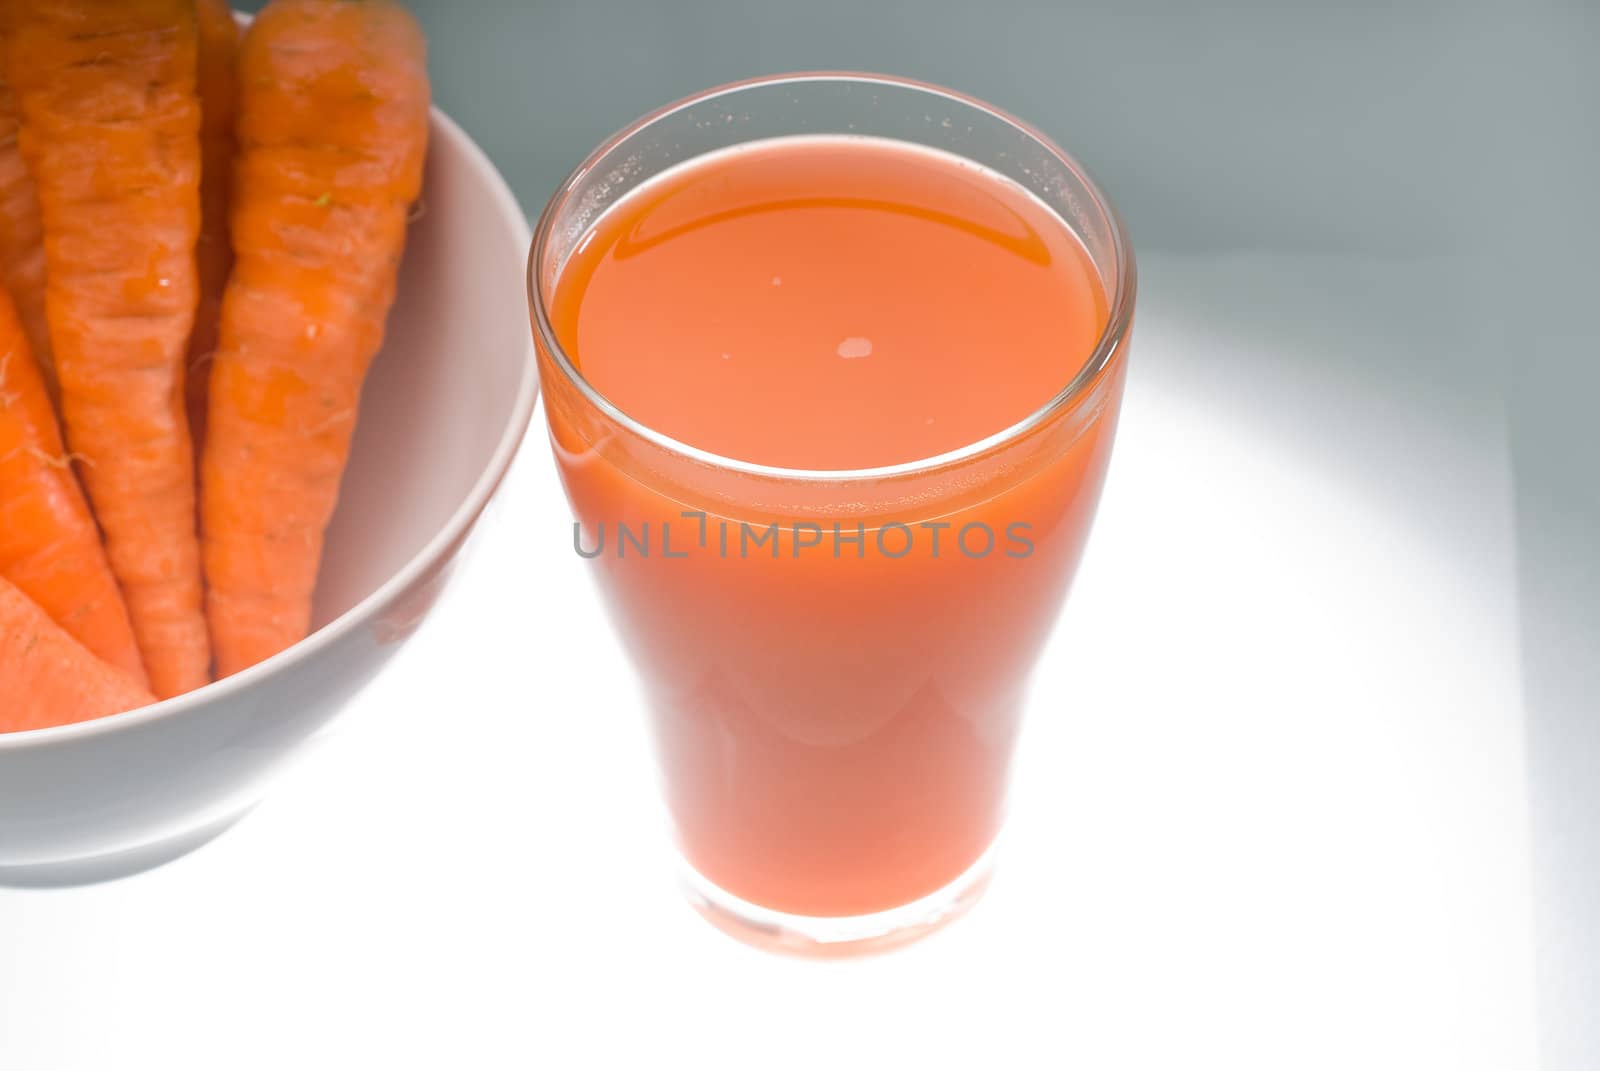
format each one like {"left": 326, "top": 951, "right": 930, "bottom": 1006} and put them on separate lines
{"left": 0, "top": 105, "right": 541, "bottom": 752}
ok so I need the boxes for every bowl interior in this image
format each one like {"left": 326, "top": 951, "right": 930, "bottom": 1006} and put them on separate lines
{"left": 311, "top": 114, "right": 534, "bottom": 629}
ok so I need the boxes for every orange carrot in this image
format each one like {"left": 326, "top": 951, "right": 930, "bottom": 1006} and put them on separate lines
{"left": 202, "top": 0, "right": 428, "bottom": 676}
{"left": 7, "top": 0, "right": 211, "bottom": 698}
{"left": 0, "top": 43, "right": 52, "bottom": 404}
{"left": 184, "top": 0, "right": 238, "bottom": 458}
{"left": 0, "top": 575, "right": 154, "bottom": 731}
{"left": 0, "top": 287, "right": 147, "bottom": 684}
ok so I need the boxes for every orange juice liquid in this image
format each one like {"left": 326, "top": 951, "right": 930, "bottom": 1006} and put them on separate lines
{"left": 545, "top": 135, "right": 1123, "bottom": 916}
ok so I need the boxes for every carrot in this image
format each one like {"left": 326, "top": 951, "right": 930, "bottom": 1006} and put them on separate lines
{"left": 0, "top": 287, "right": 147, "bottom": 684}
{"left": 184, "top": 0, "right": 238, "bottom": 458}
{"left": 202, "top": 0, "right": 428, "bottom": 676}
{"left": 0, "top": 43, "right": 52, "bottom": 405}
{"left": 6, "top": 0, "right": 211, "bottom": 698}
{"left": 0, "top": 574, "right": 154, "bottom": 732}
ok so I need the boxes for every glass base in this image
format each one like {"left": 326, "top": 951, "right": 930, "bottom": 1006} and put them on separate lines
{"left": 679, "top": 844, "right": 997, "bottom": 957}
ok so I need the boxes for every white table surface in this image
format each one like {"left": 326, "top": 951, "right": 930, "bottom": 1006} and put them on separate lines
{"left": 0, "top": 253, "right": 1538, "bottom": 1069}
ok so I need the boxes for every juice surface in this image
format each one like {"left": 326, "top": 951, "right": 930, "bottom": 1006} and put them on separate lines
{"left": 544, "top": 135, "right": 1123, "bottom": 917}
{"left": 551, "top": 136, "right": 1107, "bottom": 470}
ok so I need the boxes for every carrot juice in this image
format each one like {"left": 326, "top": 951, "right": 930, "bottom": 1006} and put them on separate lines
{"left": 533, "top": 75, "right": 1133, "bottom": 944}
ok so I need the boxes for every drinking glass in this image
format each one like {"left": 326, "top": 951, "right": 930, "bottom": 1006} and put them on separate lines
{"left": 530, "top": 72, "right": 1135, "bottom": 953}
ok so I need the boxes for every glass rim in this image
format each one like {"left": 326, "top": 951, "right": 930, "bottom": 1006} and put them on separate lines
{"left": 527, "top": 70, "right": 1136, "bottom": 483}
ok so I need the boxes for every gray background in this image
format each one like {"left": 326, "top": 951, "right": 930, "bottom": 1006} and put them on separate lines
{"left": 245, "top": 0, "right": 1598, "bottom": 1065}
{"left": 368, "top": 0, "right": 1501, "bottom": 256}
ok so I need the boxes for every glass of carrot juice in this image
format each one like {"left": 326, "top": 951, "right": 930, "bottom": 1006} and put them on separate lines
{"left": 530, "top": 73, "right": 1135, "bottom": 953}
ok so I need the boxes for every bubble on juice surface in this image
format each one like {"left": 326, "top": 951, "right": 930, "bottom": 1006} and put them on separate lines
{"left": 837, "top": 337, "right": 873, "bottom": 359}
{"left": 771, "top": 276, "right": 782, "bottom": 286}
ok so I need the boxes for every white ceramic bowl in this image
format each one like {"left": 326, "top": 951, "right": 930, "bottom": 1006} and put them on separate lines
{"left": 0, "top": 108, "right": 538, "bottom": 886}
